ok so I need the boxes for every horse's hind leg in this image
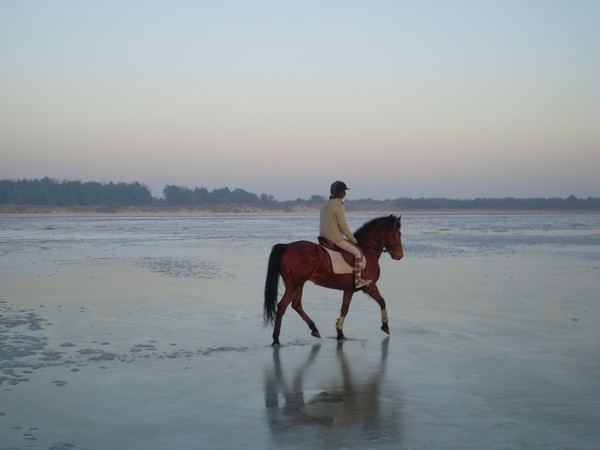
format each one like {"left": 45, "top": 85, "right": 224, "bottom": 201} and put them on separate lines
{"left": 291, "top": 287, "right": 321, "bottom": 339}
{"left": 272, "top": 289, "right": 294, "bottom": 346}
{"left": 273, "top": 285, "right": 318, "bottom": 345}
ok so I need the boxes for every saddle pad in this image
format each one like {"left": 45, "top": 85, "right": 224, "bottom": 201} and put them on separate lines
{"left": 322, "top": 247, "right": 366, "bottom": 275}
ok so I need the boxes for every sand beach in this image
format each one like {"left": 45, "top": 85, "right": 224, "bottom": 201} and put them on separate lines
{"left": 1, "top": 213, "right": 599, "bottom": 449}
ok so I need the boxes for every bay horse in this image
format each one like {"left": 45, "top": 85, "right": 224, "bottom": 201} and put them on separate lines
{"left": 264, "top": 215, "right": 403, "bottom": 345}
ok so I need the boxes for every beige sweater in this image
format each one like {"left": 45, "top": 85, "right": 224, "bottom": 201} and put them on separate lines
{"left": 319, "top": 198, "right": 358, "bottom": 244}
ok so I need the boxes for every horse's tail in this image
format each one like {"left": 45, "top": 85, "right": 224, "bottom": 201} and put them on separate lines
{"left": 263, "top": 243, "right": 286, "bottom": 328}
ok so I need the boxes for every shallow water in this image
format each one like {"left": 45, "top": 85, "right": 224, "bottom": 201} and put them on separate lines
{"left": 1, "top": 214, "right": 599, "bottom": 449}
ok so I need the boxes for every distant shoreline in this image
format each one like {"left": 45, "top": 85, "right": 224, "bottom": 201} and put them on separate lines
{"left": 1, "top": 205, "right": 598, "bottom": 217}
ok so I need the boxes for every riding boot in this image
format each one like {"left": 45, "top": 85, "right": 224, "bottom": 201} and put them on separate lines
{"left": 353, "top": 257, "right": 371, "bottom": 289}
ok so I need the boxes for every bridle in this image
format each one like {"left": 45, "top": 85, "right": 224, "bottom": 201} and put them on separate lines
{"left": 383, "top": 221, "right": 401, "bottom": 255}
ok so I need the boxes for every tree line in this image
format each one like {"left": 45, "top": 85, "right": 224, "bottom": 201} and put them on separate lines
{"left": 0, "top": 177, "right": 154, "bottom": 206}
{"left": 1, "top": 177, "right": 599, "bottom": 211}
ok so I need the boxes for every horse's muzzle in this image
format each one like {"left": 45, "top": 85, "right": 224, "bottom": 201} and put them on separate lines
{"left": 391, "top": 249, "right": 404, "bottom": 260}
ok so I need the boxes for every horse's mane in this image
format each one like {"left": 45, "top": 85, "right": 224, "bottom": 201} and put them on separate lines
{"left": 354, "top": 215, "right": 398, "bottom": 240}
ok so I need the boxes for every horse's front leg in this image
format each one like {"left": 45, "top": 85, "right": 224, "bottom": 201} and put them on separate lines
{"left": 363, "top": 284, "right": 390, "bottom": 335}
{"left": 336, "top": 290, "right": 355, "bottom": 340}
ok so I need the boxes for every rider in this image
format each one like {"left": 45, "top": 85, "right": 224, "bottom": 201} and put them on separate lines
{"left": 319, "top": 181, "right": 372, "bottom": 289}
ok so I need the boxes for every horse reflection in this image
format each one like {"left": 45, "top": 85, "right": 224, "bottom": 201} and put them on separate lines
{"left": 264, "top": 339, "right": 402, "bottom": 447}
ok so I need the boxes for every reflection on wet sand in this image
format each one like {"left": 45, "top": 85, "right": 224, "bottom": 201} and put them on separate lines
{"left": 264, "top": 338, "right": 402, "bottom": 448}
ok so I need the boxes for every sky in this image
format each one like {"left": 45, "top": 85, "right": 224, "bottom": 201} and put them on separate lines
{"left": 1, "top": 1, "right": 599, "bottom": 201}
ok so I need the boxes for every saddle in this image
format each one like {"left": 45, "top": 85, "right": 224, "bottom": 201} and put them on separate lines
{"left": 318, "top": 236, "right": 355, "bottom": 266}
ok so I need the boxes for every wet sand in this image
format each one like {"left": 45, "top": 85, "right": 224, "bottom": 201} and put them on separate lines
{"left": 1, "top": 225, "right": 599, "bottom": 449}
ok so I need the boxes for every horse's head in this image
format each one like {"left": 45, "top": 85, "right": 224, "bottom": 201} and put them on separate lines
{"left": 385, "top": 215, "right": 403, "bottom": 260}
{"left": 355, "top": 215, "right": 404, "bottom": 260}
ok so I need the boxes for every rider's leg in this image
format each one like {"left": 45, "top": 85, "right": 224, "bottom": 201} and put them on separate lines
{"left": 335, "top": 240, "right": 371, "bottom": 288}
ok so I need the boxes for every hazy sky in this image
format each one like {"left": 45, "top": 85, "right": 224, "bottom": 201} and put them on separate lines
{"left": 1, "top": 1, "right": 599, "bottom": 200}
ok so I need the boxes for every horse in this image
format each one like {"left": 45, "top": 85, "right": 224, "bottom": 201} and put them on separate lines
{"left": 263, "top": 215, "right": 403, "bottom": 345}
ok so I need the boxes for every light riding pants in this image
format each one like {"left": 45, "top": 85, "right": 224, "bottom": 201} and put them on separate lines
{"left": 335, "top": 239, "right": 364, "bottom": 259}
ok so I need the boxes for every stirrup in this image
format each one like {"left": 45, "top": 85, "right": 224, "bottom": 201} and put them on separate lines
{"left": 355, "top": 278, "right": 372, "bottom": 289}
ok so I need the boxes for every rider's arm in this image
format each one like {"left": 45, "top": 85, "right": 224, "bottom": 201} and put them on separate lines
{"left": 336, "top": 205, "right": 358, "bottom": 244}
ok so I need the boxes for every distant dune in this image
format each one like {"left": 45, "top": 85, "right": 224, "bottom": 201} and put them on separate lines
{"left": 1, "top": 204, "right": 598, "bottom": 216}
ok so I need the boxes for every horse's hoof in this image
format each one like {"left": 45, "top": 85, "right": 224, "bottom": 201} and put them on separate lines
{"left": 381, "top": 324, "right": 390, "bottom": 335}
{"left": 272, "top": 340, "right": 280, "bottom": 346}
{"left": 336, "top": 331, "right": 345, "bottom": 341}
{"left": 311, "top": 330, "right": 321, "bottom": 339}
